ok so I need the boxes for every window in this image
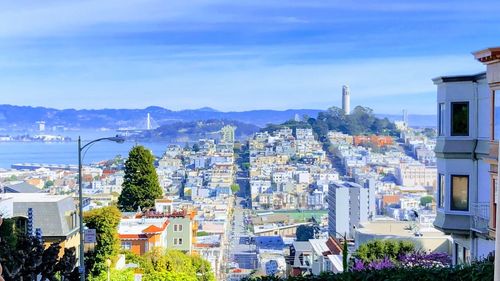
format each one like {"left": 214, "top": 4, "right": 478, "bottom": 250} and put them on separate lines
{"left": 464, "top": 247, "right": 471, "bottom": 264}
{"left": 438, "top": 174, "right": 445, "bottom": 208}
{"left": 493, "top": 179, "right": 497, "bottom": 230}
{"left": 495, "top": 91, "right": 499, "bottom": 140}
{"left": 174, "top": 238, "right": 183, "bottom": 245}
{"left": 450, "top": 175, "right": 469, "bottom": 211}
{"left": 438, "top": 103, "right": 445, "bottom": 136}
{"left": 121, "top": 241, "right": 132, "bottom": 250}
{"left": 174, "top": 224, "right": 183, "bottom": 232}
{"left": 451, "top": 102, "right": 469, "bottom": 136}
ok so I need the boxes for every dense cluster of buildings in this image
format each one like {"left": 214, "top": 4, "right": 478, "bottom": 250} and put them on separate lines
{"left": 1, "top": 47, "right": 499, "bottom": 279}
{"left": 249, "top": 128, "right": 338, "bottom": 210}
{"left": 0, "top": 125, "right": 240, "bottom": 280}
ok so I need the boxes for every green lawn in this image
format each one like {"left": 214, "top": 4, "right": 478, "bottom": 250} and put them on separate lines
{"left": 256, "top": 209, "right": 328, "bottom": 222}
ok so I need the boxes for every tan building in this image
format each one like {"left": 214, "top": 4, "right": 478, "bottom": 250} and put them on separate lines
{"left": 395, "top": 162, "right": 437, "bottom": 189}
{"left": 6, "top": 193, "right": 80, "bottom": 258}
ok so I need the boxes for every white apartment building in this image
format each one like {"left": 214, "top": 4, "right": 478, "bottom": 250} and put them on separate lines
{"left": 328, "top": 181, "right": 375, "bottom": 239}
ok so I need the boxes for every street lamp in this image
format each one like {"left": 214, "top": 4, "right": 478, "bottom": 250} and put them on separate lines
{"left": 78, "top": 136, "right": 125, "bottom": 281}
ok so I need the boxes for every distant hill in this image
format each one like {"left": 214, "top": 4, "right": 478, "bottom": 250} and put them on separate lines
{"left": 136, "top": 119, "right": 260, "bottom": 142}
{"left": 0, "top": 104, "right": 435, "bottom": 130}
{"left": 0, "top": 104, "right": 321, "bottom": 129}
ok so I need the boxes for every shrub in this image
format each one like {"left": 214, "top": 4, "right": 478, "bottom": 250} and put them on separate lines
{"left": 398, "top": 252, "right": 451, "bottom": 268}
{"left": 352, "top": 240, "right": 415, "bottom": 263}
{"left": 245, "top": 257, "right": 494, "bottom": 281}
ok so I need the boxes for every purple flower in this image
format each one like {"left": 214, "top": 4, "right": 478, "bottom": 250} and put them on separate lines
{"left": 398, "top": 252, "right": 451, "bottom": 268}
{"left": 368, "top": 257, "right": 395, "bottom": 270}
{"left": 352, "top": 259, "right": 367, "bottom": 272}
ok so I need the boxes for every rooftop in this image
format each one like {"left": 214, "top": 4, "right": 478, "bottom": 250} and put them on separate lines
{"left": 432, "top": 72, "right": 486, "bottom": 84}
{"left": 119, "top": 218, "right": 169, "bottom": 236}
{"left": 356, "top": 220, "right": 447, "bottom": 238}
{"left": 7, "top": 193, "right": 77, "bottom": 237}
{"left": 5, "top": 192, "right": 71, "bottom": 203}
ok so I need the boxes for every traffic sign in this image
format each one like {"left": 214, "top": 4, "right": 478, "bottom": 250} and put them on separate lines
{"left": 84, "top": 229, "right": 97, "bottom": 243}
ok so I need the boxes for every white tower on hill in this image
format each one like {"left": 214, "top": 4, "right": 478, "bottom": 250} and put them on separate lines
{"left": 342, "top": 85, "right": 351, "bottom": 115}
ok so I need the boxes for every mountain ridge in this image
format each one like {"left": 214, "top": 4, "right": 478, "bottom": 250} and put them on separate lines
{"left": 0, "top": 104, "right": 436, "bottom": 129}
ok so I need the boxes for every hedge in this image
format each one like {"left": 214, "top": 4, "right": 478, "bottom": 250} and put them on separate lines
{"left": 245, "top": 255, "right": 494, "bottom": 281}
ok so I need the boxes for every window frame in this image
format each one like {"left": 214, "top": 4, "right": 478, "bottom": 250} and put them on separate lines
{"left": 450, "top": 101, "right": 470, "bottom": 136}
{"left": 174, "top": 224, "right": 183, "bottom": 232}
{"left": 438, "top": 173, "right": 445, "bottom": 208}
{"left": 494, "top": 91, "right": 499, "bottom": 140}
{"left": 492, "top": 178, "right": 497, "bottom": 230}
{"left": 438, "top": 103, "right": 446, "bottom": 136}
{"left": 450, "top": 175, "right": 469, "bottom": 212}
{"left": 121, "top": 241, "right": 132, "bottom": 250}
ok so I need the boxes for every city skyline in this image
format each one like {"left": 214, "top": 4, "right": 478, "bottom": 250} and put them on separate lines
{"left": 0, "top": 1, "right": 499, "bottom": 114}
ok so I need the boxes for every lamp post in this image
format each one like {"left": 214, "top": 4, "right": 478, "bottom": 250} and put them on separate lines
{"left": 78, "top": 136, "right": 124, "bottom": 281}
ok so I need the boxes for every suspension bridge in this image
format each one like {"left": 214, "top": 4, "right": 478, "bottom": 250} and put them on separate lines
{"left": 117, "top": 113, "right": 160, "bottom": 134}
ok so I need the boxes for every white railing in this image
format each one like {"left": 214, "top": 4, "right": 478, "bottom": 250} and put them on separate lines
{"left": 471, "top": 202, "right": 490, "bottom": 234}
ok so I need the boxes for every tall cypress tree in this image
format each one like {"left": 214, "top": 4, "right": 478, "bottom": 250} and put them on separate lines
{"left": 118, "top": 145, "right": 163, "bottom": 211}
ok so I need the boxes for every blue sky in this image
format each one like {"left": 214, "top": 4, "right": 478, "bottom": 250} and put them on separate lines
{"left": 0, "top": 1, "right": 498, "bottom": 114}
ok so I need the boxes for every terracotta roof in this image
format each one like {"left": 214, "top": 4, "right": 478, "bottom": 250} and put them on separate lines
{"left": 326, "top": 236, "right": 343, "bottom": 255}
{"left": 143, "top": 220, "right": 169, "bottom": 233}
{"left": 473, "top": 47, "right": 500, "bottom": 64}
{"left": 156, "top": 198, "right": 173, "bottom": 203}
{"left": 119, "top": 234, "right": 147, "bottom": 240}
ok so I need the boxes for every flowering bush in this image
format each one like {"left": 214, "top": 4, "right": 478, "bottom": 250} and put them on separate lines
{"left": 398, "top": 252, "right": 451, "bottom": 268}
{"left": 244, "top": 255, "right": 495, "bottom": 281}
{"left": 350, "top": 252, "right": 451, "bottom": 272}
{"left": 352, "top": 257, "right": 395, "bottom": 271}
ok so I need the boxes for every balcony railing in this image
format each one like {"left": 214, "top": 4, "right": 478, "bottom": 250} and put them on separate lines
{"left": 470, "top": 202, "right": 490, "bottom": 234}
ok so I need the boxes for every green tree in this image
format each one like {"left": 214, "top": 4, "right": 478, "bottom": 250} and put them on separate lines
{"left": 0, "top": 234, "right": 77, "bottom": 281}
{"left": 0, "top": 218, "right": 17, "bottom": 250}
{"left": 191, "top": 255, "right": 215, "bottom": 281}
{"left": 43, "top": 180, "right": 54, "bottom": 189}
{"left": 420, "top": 196, "right": 434, "bottom": 206}
{"left": 192, "top": 143, "right": 200, "bottom": 152}
{"left": 84, "top": 206, "right": 122, "bottom": 276}
{"left": 118, "top": 145, "right": 163, "bottom": 211}
{"left": 296, "top": 225, "right": 315, "bottom": 241}
{"left": 422, "top": 128, "right": 437, "bottom": 138}
{"left": 143, "top": 271, "right": 197, "bottom": 281}
{"left": 89, "top": 269, "right": 135, "bottom": 281}
{"left": 353, "top": 240, "right": 415, "bottom": 263}
{"left": 231, "top": 184, "right": 240, "bottom": 194}
{"left": 342, "top": 238, "right": 348, "bottom": 272}
{"left": 141, "top": 249, "right": 215, "bottom": 281}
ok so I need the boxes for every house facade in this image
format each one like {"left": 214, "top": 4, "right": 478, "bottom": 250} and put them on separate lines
{"left": 432, "top": 47, "right": 500, "bottom": 264}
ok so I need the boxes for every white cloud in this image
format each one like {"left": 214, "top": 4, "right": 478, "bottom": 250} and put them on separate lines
{"left": 1, "top": 0, "right": 498, "bottom": 38}
{"left": 0, "top": 53, "right": 484, "bottom": 114}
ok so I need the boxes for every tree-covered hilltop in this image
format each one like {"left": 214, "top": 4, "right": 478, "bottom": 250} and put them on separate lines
{"left": 262, "top": 106, "right": 399, "bottom": 141}
{"left": 261, "top": 120, "right": 312, "bottom": 134}
{"left": 308, "top": 106, "right": 399, "bottom": 141}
